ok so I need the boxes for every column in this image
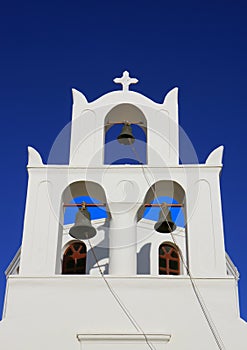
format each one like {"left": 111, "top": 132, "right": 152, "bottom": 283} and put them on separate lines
{"left": 108, "top": 203, "right": 138, "bottom": 275}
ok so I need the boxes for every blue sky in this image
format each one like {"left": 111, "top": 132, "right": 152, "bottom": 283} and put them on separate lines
{"left": 0, "top": 0, "right": 247, "bottom": 321}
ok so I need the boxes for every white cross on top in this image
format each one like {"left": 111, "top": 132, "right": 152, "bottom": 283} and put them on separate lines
{"left": 113, "top": 71, "right": 138, "bottom": 92}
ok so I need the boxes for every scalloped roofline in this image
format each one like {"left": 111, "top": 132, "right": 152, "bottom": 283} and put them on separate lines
{"left": 72, "top": 87, "right": 179, "bottom": 109}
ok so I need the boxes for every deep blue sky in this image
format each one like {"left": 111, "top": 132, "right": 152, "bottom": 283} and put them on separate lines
{"left": 0, "top": 0, "right": 247, "bottom": 321}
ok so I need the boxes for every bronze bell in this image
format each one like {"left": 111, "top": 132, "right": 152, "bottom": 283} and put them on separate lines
{"left": 154, "top": 203, "right": 176, "bottom": 233}
{"left": 117, "top": 122, "right": 135, "bottom": 145}
{"left": 69, "top": 203, "right": 96, "bottom": 240}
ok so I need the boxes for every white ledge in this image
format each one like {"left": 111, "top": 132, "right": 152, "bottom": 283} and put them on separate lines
{"left": 9, "top": 274, "right": 235, "bottom": 280}
{"left": 77, "top": 333, "right": 171, "bottom": 343}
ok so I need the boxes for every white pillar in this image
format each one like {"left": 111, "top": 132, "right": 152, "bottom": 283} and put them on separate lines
{"left": 108, "top": 203, "right": 138, "bottom": 275}
{"left": 185, "top": 169, "right": 227, "bottom": 277}
{"left": 20, "top": 169, "right": 62, "bottom": 276}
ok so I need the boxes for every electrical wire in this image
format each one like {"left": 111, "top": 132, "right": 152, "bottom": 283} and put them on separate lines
{"left": 129, "top": 140, "right": 226, "bottom": 350}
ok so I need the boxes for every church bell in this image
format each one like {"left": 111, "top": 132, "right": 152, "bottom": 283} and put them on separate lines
{"left": 154, "top": 203, "right": 176, "bottom": 233}
{"left": 69, "top": 203, "right": 97, "bottom": 240}
{"left": 117, "top": 122, "right": 135, "bottom": 145}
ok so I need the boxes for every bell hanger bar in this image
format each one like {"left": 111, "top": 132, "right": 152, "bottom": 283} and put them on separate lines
{"left": 145, "top": 203, "right": 183, "bottom": 208}
{"left": 63, "top": 202, "right": 106, "bottom": 208}
{"left": 63, "top": 202, "right": 183, "bottom": 208}
{"left": 106, "top": 120, "right": 144, "bottom": 126}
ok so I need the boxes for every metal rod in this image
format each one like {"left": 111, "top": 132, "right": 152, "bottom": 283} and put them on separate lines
{"left": 106, "top": 121, "right": 143, "bottom": 126}
{"left": 63, "top": 203, "right": 106, "bottom": 207}
{"left": 144, "top": 204, "right": 183, "bottom": 207}
{"left": 63, "top": 203, "right": 183, "bottom": 208}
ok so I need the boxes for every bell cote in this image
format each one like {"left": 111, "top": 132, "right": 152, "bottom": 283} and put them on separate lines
{"left": 69, "top": 71, "right": 179, "bottom": 167}
{"left": 19, "top": 71, "right": 227, "bottom": 279}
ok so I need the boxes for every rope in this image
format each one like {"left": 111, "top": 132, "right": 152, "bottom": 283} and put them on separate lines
{"left": 129, "top": 139, "right": 226, "bottom": 350}
{"left": 87, "top": 239, "right": 156, "bottom": 350}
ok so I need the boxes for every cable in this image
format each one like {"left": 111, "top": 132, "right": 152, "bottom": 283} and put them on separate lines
{"left": 129, "top": 140, "right": 226, "bottom": 350}
{"left": 87, "top": 239, "right": 156, "bottom": 350}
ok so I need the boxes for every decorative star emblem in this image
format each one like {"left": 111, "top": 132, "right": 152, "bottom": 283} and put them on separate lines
{"left": 113, "top": 71, "right": 138, "bottom": 92}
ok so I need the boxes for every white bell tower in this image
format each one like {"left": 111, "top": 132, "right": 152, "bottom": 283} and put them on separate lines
{"left": 0, "top": 71, "right": 246, "bottom": 349}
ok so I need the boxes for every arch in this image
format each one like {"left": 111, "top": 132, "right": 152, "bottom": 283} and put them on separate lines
{"left": 56, "top": 180, "right": 110, "bottom": 274}
{"left": 62, "top": 241, "right": 87, "bottom": 274}
{"left": 62, "top": 180, "right": 109, "bottom": 224}
{"left": 135, "top": 180, "right": 187, "bottom": 276}
{"left": 104, "top": 103, "right": 147, "bottom": 165}
{"left": 159, "top": 242, "right": 180, "bottom": 275}
{"left": 62, "top": 181, "right": 108, "bottom": 205}
{"left": 136, "top": 180, "right": 186, "bottom": 224}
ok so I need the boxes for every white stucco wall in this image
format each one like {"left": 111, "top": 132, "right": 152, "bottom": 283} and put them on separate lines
{"left": 19, "top": 160, "right": 226, "bottom": 277}
{"left": 1, "top": 77, "right": 247, "bottom": 349}
{"left": 0, "top": 275, "right": 246, "bottom": 349}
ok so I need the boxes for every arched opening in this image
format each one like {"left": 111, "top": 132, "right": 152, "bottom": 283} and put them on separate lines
{"left": 62, "top": 241, "right": 87, "bottom": 274}
{"left": 137, "top": 180, "right": 186, "bottom": 225}
{"left": 136, "top": 180, "right": 186, "bottom": 275}
{"left": 104, "top": 103, "right": 147, "bottom": 165}
{"left": 57, "top": 181, "right": 110, "bottom": 275}
{"left": 159, "top": 242, "right": 180, "bottom": 275}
